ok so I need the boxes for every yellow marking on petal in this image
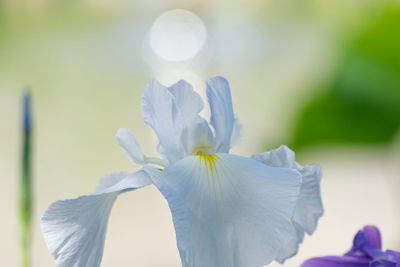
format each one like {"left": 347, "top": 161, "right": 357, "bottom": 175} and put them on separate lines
{"left": 196, "top": 154, "right": 244, "bottom": 220}
{"left": 198, "top": 153, "right": 219, "bottom": 203}
{"left": 198, "top": 153, "right": 217, "bottom": 175}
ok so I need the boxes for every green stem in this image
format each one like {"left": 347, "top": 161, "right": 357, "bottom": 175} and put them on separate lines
{"left": 20, "top": 92, "right": 32, "bottom": 267}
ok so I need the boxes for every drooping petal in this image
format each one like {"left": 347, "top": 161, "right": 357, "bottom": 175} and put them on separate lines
{"left": 146, "top": 154, "right": 301, "bottom": 267}
{"left": 116, "top": 128, "right": 145, "bottom": 165}
{"left": 206, "top": 76, "right": 235, "bottom": 153}
{"left": 168, "top": 80, "right": 204, "bottom": 125}
{"left": 301, "top": 256, "right": 370, "bottom": 267}
{"left": 292, "top": 163, "right": 323, "bottom": 235}
{"left": 41, "top": 171, "right": 152, "bottom": 267}
{"left": 142, "top": 79, "right": 204, "bottom": 163}
{"left": 370, "top": 260, "right": 397, "bottom": 267}
{"left": 387, "top": 250, "right": 400, "bottom": 266}
{"left": 251, "top": 145, "right": 323, "bottom": 262}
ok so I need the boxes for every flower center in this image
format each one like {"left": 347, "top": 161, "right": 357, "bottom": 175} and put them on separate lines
{"left": 194, "top": 146, "right": 213, "bottom": 156}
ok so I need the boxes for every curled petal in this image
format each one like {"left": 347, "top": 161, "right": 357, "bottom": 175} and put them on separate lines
{"left": 146, "top": 154, "right": 301, "bottom": 267}
{"left": 251, "top": 145, "right": 296, "bottom": 169}
{"left": 292, "top": 163, "right": 323, "bottom": 235}
{"left": 116, "top": 128, "right": 145, "bottom": 165}
{"left": 252, "top": 145, "right": 323, "bottom": 262}
{"left": 41, "top": 171, "right": 152, "bottom": 267}
{"left": 206, "top": 76, "right": 235, "bottom": 153}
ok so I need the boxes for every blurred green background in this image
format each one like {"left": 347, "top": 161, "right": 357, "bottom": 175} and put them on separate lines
{"left": 1, "top": 0, "right": 400, "bottom": 266}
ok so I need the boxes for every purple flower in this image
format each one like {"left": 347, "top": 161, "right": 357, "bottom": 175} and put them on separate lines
{"left": 302, "top": 226, "right": 400, "bottom": 267}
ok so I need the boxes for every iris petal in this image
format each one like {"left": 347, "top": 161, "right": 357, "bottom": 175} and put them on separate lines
{"left": 41, "top": 171, "right": 152, "bottom": 267}
{"left": 142, "top": 79, "right": 185, "bottom": 163}
{"left": 363, "top": 226, "right": 382, "bottom": 250}
{"left": 181, "top": 117, "right": 215, "bottom": 155}
{"left": 230, "top": 115, "right": 244, "bottom": 148}
{"left": 347, "top": 226, "right": 383, "bottom": 259}
{"left": 252, "top": 145, "right": 323, "bottom": 262}
{"left": 370, "top": 260, "right": 397, "bottom": 267}
{"left": 301, "top": 256, "right": 370, "bottom": 267}
{"left": 168, "top": 80, "right": 204, "bottom": 125}
{"left": 387, "top": 250, "right": 400, "bottom": 266}
{"left": 206, "top": 76, "right": 235, "bottom": 153}
{"left": 142, "top": 79, "right": 204, "bottom": 163}
{"left": 146, "top": 154, "right": 301, "bottom": 267}
{"left": 116, "top": 128, "right": 145, "bottom": 165}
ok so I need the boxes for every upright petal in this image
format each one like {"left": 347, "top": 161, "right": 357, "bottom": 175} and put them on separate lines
{"left": 347, "top": 226, "right": 383, "bottom": 258}
{"left": 252, "top": 145, "right": 323, "bottom": 262}
{"left": 181, "top": 117, "right": 215, "bottom": 155}
{"left": 142, "top": 79, "right": 185, "bottom": 163}
{"left": 116, "top": 128, "right": 145, "bottom": 165}
{"left": 206, "top": 76, "right": 235, "bottom": 153}
{"left": 142, "top": 79, "right": 204, "bottom": 163}
{"left": 41, "top": 170, "right": 152, "bottom": 267}
{"left": 168, "top": 80, "right": 204, "bottom": 125}
{"left": 146, "top": 154, "right": 301, "bottom": 267}
{"left": 363, "top": 226, "right": 382, "bottom": 250}
{"left": 230, "top": 115, "right": 244, "bottom": 148}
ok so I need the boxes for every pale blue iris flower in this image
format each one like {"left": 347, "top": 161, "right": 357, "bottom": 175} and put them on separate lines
{"left": 41, "top": 77, "right": 323, "bottom": 267}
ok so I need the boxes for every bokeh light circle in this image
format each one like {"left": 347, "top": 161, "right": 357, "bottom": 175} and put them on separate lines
{"left": 149, "top": 9, "right": 207, "bottom": 62}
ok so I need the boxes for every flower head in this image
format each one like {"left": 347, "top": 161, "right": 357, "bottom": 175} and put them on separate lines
{"left": 41, "top": 76, "right": 323, "bottom": 267}
{"left": 302, "top": 225, "right": 400, "bottom": 267}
